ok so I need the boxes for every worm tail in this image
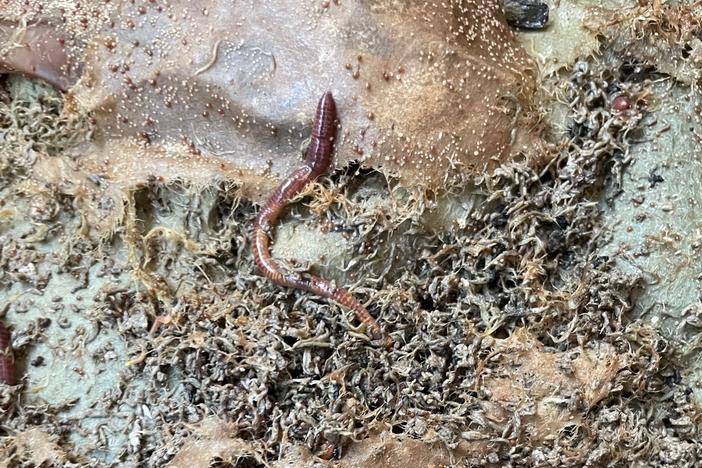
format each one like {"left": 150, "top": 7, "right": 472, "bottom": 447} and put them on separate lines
{"left": 293, "top": 275, "right": 391, "bottom": 346}
{"left": 331, "top": 287, "right": 390, "bottom": 345}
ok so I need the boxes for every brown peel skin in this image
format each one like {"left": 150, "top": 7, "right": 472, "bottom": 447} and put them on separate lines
{"left": 252, "top": 92, "right": 390, "bottom": 345}
{"left": 51, "top": 0, "right": 537, "bottom": 202}
{"left": 0, "top": 20, "right": 81, "bottom": 91}
{"left": 1, "top": 2, "right": 538, "bottom": 201}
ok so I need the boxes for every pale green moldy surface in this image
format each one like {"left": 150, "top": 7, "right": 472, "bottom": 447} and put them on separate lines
{"left": 0, "top": 180, "right": 169, "bottom": 462}
{"left": 600, "top": 82, "right": 702, "bottom": 401}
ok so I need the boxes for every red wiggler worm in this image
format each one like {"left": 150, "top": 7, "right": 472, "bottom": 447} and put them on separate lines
{"left": 0, "top": 321, "right": 17, "bottom": 386}
{"left": 251, "top": 91, "right": 390, "bottom": 345}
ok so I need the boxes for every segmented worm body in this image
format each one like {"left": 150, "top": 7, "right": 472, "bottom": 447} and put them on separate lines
{"left": 0, "top": 321, "right": 16, "bottom": 386}
{"left": 252, "top": 91, "right": 388, "bottom": 344}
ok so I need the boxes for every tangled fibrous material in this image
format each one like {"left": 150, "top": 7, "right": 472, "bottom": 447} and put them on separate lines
{"left": 1, "top": 6, "right": 701, "bottom": 465}
{"left": 84, "top": 59, "right": 696, "bottom": 466}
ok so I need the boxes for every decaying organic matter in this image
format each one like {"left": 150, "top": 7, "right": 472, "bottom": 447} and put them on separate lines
{"left": 584, "top": 1, "right": 702, "bottom": 85}
{"left": 1, "top": 1, "right": 702, "bottom": 467}
{"left": 0, "top": 19, "right": 81, "bottom": 91}
{"left": 2, "top": 0, "right": 540, "bottom": 205}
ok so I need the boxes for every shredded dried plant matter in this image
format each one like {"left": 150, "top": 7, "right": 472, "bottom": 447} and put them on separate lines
{"left": 3, "top": 49, "right": 700, "bottom": 466}
{"left": 124, "top": 60, "right": 697, "bottom": 466}
{"left": 2, "top": 3, "right": 702, "bottom": 467}
{"left": 584, "top": 0, "right": 702, "bottom": 85}
{"left": 0, "top": 76, "right": 90, "bottom": 174}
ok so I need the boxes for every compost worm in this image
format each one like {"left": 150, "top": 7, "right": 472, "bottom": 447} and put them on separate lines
{"left": 251, "top": 91, "right": 390, "bottom": 346}
{"left": 0, "top": 321, "right": 17, "bottom": 386}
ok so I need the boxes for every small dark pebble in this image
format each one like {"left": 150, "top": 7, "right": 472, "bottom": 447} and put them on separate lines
{"left": 503, "top": 0, "right": 549, "bottom": 30}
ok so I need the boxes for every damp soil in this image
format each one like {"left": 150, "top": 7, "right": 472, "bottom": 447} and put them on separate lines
{"left": 1, "top": 1, "right": 702, "bottom": 467}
